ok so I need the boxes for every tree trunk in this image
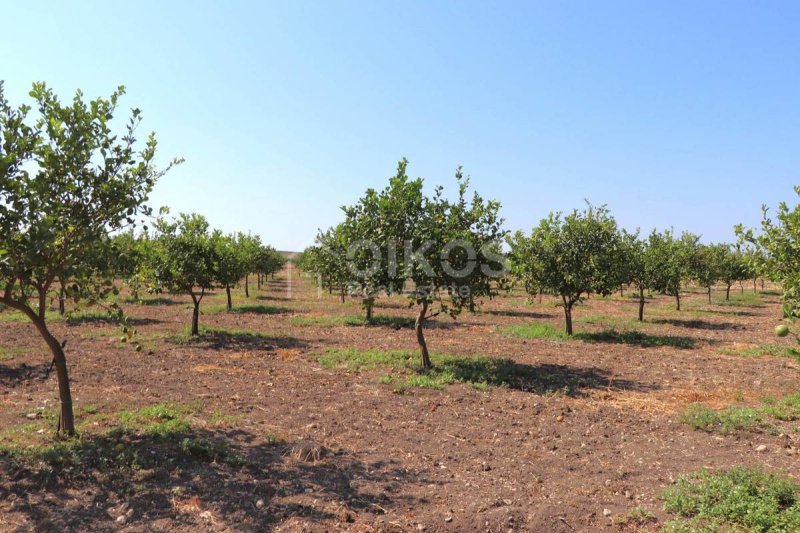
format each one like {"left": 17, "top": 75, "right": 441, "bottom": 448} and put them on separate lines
{"left": 226, "top": 285, "right": 232, "bottom": 311}
{"left": 190, "top": 292, "right": 202, "bottom": 336}
{"left": 675, "top": 293, "right": 681, "bottom": 311}
{"left": 638, "top": 287, "right": 645, "bottom": 322}
{"left": 257, "top": 275, "right": 262, "bottom": 290}
{"left": 364, "top": 298, "right": 373, "bottom": 321}
{"left": 58, "top": 285, "right": 66, "bottom": 316}
{"left": 2, "top": 296, "right": 75, "bottom": 435}
{"left": 538, "top": 289, "right": 543, "bottom": 305}
{"left": 416, "top": 301, "right": 432, "bottom": 369}
{"left": 562, "top": 295, "right": 574, "bottom": 335}
{"left": 726, "top": 284, "right": 731, "bottom": 300}
{"left": 761, "top": 278, "right": 765, "bottom": 290}
{"left": 707, "top": 286, "right": 712, "bottom": 304}
{"left": 340, "top": 286, "right": 345, "bottom": 304}
{"left": 34, "top": 317, "right": 75, "bottom": 435}
{"left": 619, "top": 285, "right": 624, "bottom": 297}
{"left": 740, "top": 282, "right": 744, "bottom": 295}
{"left": 245, "top": 275, "right": 249, "bottom": 297}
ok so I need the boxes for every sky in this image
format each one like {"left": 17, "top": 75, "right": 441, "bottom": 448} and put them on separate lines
{"left": 2, "top": 1, "right": 799, "bottom": 251}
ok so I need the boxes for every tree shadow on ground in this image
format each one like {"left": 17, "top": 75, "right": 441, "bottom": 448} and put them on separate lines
{"left": 124, "top": 297, "right": 181, "bottom": 306}
{"left": 430, "top": 357, "right": 656, "bottom": 396}
{"left": 256, "top": 295, "right": 292, "bottom": 302}
{"left": 485, "top": 309, "right": 551, "bottom": 319}
{"left": 64, "top": 315, "right": 162, "bottom": 327}
{"left": 220, "top": 304, "right": 292, "bottom": 315}
{"left": 0, "top": 362, "right": 49, "bottom": 388}
{"left": 575, "top": 329, "right": 698, "bottom": 349}
{"left": 692, "top": 308, "right": 759, "bottom": 317}
{"left": 649, "top": 318, "right": 743, "bottom": 331}
{"left": 168, "top": 327, "right": 308, "bottom": 352}
{"left": 0, "top": 426, "right": 425, "bottom": 531}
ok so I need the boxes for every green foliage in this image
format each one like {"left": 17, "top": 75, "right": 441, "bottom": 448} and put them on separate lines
{"left": 737, "top": 187, "right": 800, "bottom": 320}
{"left": 680, "top": 403, "right": 766, "bottom": 433}
{"left": 508, "top": 203, "right": 623, "bottom": 334}
{"left": 118, "top": 403, "right": 194, "bottom": 436}
{"left": 0, "top": 82, "right": 179, "bottom": 434}
{"left": 661, "top": 467, "right": 800, "bottom": 532}
{"left": 647, "top": 229, "right": 698, "bottom": 309}
{"left": 144, "top": 213, "right": 218, "bottom": 333}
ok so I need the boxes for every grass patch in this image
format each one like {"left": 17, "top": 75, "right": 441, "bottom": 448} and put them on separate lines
{"left": 179, "top": 437, "right": 246, "bottom": 466}
{"left": 118, "top": 402, "right": 198, "bottom": 437}
{"left": 611, "top": 507, "right": 657, "bottom": 528}
{"left": 714, "top": 292, "right": 764, "bottom": 308}
{"left": 719, "top": 343, "right": 800, "bottom": 361}
{"left": 502, "top": 323, "right": 568, "bottom": 340}
{"left": 680, "top": 403, "right": 767, "bottom": 434}
{"left": 503, "top": 324, "right": 696, "bottom": 348}
{"left": 661, "top": 467, "right": 800, "bottom": 532}
{"left": 0, "top": 346, "right": 30, "bottom": 361}
{"left": 762, "top": 393, "right": 800, "bottom": 421}
{"left": 288, "top": 314, "right": 414, "bottom": 328}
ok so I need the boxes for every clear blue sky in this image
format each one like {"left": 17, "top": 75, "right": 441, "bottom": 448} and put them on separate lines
{"left": 2, "top": 1, "right": 798, "bottom": 250}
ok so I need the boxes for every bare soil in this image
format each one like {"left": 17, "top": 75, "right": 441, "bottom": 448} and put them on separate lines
{"left": 1, "top": 270, "right": 798, "bottom": 532}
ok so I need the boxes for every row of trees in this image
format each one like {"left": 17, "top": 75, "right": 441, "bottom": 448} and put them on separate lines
{"left": 509, "top": 208, "right": 759, "bottom": 334}
{"left": 126, "top": 213, "right": 286, "bottom": 334}
{"left": 301, "top": 197, "right": 760, "bottom": 338}
{"left": 1, "top": 83, "right": 283, "bottom": 434}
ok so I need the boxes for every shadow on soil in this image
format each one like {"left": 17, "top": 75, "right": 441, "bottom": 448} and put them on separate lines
{"left": 65, "top": 315, "right": 162, "bottom": 327}
{"left": 0, "top": 428, "right": 424, "bottom": 531}
{"left": 485, "top": 309, "right": 551, "bottom": 319}
{"left": 0, "top": 362, "right": 49, "bottom": 387}
{"left": 168, "top": 328, "right": 308, "bottom": 351}
{"left": 576, "top": 329, "right": 698, "bottom": 349}
{"left": 431, "top": 358, "right": 655, "bottom": 396}
{"left": 226, "top": 304, "right": 291, "bottom": 315}
{"left": 649, "top": 318, "right": 742, "bottom": 331}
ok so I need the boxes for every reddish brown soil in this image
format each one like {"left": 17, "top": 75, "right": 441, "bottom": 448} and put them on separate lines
{"left": 1, "top": 270, "right": 798, "bottom": 532}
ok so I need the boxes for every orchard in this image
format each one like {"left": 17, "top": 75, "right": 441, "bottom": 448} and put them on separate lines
{"left": 3, "top": 83, "right": 800, "bottom": 531}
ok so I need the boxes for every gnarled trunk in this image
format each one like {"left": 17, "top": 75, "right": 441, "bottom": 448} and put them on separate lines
{"left": 416, "top": 301, "right": 432, "bottom": 369}
{"left": 2, "top": 295, "right": 75, "bottom": 435}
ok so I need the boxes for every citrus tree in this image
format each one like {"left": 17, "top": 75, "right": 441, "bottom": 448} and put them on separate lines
{"left": 213, "top": 231, "right": 249, "bottom": 311}
{"left": 405, "top": 167, "right": 506, "bottom": 368}
{"left": 737, "top": 187, "right": 800, "bottom": 319}
{"left": 0, "top": 82, "right": 178, "bottom": 434}
{"left": 145, "top": 213, "right": 218, "bottom": 335}
{"left": 647, "top": 230, "right": 697, "bottom": 311}
{"left": 509, "top": 204, "right": 622, "bottom": 334}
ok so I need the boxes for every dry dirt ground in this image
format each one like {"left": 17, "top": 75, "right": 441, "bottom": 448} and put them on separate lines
{"left": 1, "top": 268, "right": 799, "bottom": 532}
